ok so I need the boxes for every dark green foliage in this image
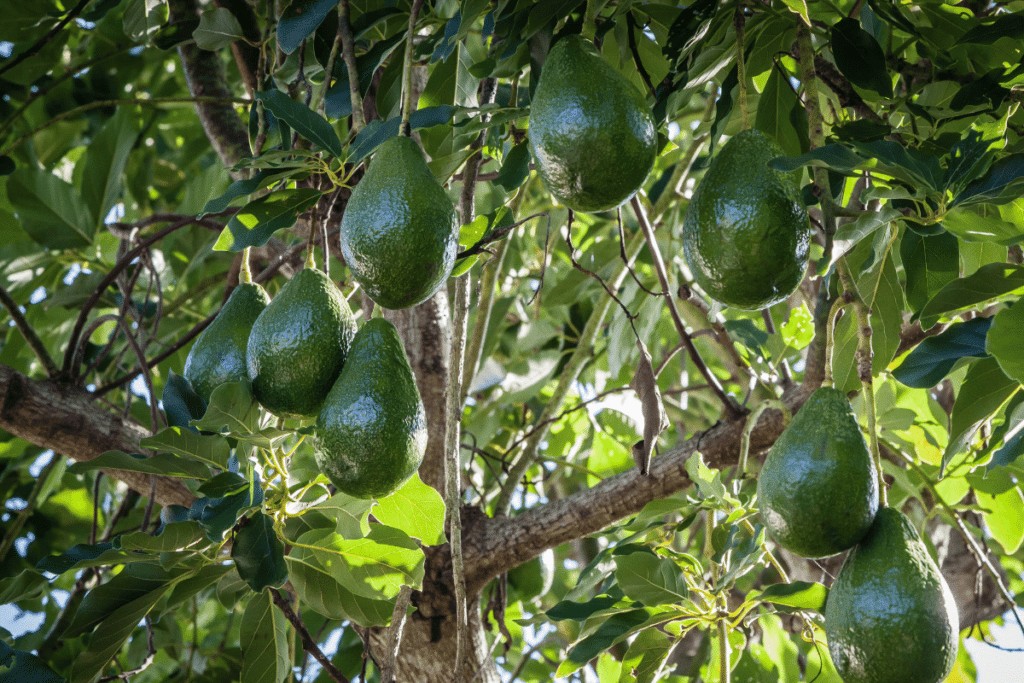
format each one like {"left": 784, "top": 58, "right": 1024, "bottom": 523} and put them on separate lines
{"left": 825, "top": 508, "right": 959, "bottom": 683}
{"left": 757, "top": 387, "right": 878, "bottom": 558}
{"left": 184, "top": 283, "right": 270, "bottom": 401}
{"left": 246, "top": 268, "right": 357, "bottom": 418}
{"left": 528, "top": 35, "right": 657, "bottom": 212}
{"left": 683, "top": 129, "right": 810, "bottom": 309}
{"left": 314, "top": 318, "right": 427, "bottom": 499}
{"left": 339, "top": 136, "right": 459, "bottom": 309}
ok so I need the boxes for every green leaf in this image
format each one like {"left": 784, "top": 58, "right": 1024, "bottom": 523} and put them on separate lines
{"left": 162, "top": 372, "right": 207, "bottom": 431}
{"left": 562, "top": 609, "right": 653, "bottom": 670}
{"left": 770, "top": 144, "right": 862, "bottom": 174}
{"left": 372, "top": 473, "right": 447, "bottom": 546}
{"left": 194, "top": 7, "right": 246, "bottom": 50}
{"left": 0, "top": 570, "right": 46, "bottom": 604}
{"left": 943, "top": 357, "right": 1019, "bottom": 473}
{"left": 348, "top": 105, "right": 457, "bottom": 162}
{"left": 975, "top": 483, "right": 1024, "bottom": 554}
{"left": 257, "top": 90, "right": 342, "bottom": 156}
{"left": 684, "top": 452, "right": 727, "bottom": 501}
{"left": 277, "top": 0, "right": 336, "bottom": 54}
{"left": 613, "top": 551, "right": 688, "bottom": 606}
{"left": 296, "top": 526, "right": 424, "bottom": 600}
{"left": 958, "top": 12, "right": 1024, "bottom": 44}
{"left": 202, "top": 170, "right": 290, "bottom": 215}
{"left": 68, "top": 563, "right": 189, "bottom": 637}
{"left": 987, "top": 299, "right": 1024, "bottom": 384}
{"left": 68, "top": 450, "right": 211, "bottom": 479}
{"left": 140, "top": 426, "right": 231, "bottom": 470}
{"left": 116, "top": 520, "right": 208, "bottom": 553}
{"left": 494, "top": 141, "right": 531, "bottom": 191}
{"left": 286, "top": 552, "right": 394, "bottom": 626}
{"left": 192, "top": 381, "right": 260, "bottom": 436}
{"left": 547, "top": 595, "right": 620, "bottom": 622}
{"left": 240, "top": 591, "right": 293, "bottom": 683}
{"left": 7, "top": 168, "right": 94, "bottom": 248}
{"left": 0, "top": 645, "right": 63, "bottom": 683}
{"left": 80, "top": 108, "right": 140, "bottom": 230}
{"left": 893, "top": 317, "right": 991, "bottom": 388}
{"left": 198, "top": 471, "right": 250, "bottom": 498}
{"left": 213, "top": 188, "right": 323, "bottom": 252}
{"left": 754, "top": 65, "right": 808, "bottom": 157}
{"left": 900, "top": 230, "right": 959, "bottom": 315}
{"left": 952, "top": 154, "right": 1024, "bottom": 207}
{"left": 919, "top": 264, "right": 1024, "bottom": 329}
{"left": 310, "top": 493, "right": 374, "bottom": 538}
{"left": 36, "top": 542, "right": 139, "bottom": 574}
{"left": 830, "top": 18, "right": 892, "bottom": 97}
{"left": 833, "top": 206, "right": 901, "bottom": 260}
{"left": 620, "top": 628, "right": 673, "bottom": 683}
{"left": 943, "top": 202, "right": 1024, "bottom": 245}
{"left": 751, "top": 581, "right": 828, "bottom": 611}
{"left": 233, "top": 512, "right": 288, "bottom": 592}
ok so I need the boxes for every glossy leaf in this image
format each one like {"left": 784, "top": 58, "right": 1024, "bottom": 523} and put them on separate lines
{"left": 919, "top": 264, "right": 1024, "bottom": 329}
{"left": 233, "top": 512, "right": 288, "bottom": 592}
{"left": 751, "top": 581, "right": 828, "bottom": 611}
{"left": 893, "top": 317, "right": 991, "bottom": 388}
{"left": 830, "top": 18, "right": 892, "bottom": 97}
{"left": 213, "top": 188, "right": 323, "bottom": 252}
{"left": 373, "top": 473, "right": 447, "bottom": 545}
{"left": 277, "top": 0, "right": 336, "bottom": 54}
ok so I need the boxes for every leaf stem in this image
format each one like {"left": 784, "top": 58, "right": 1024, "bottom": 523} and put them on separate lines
{"left": 339, "top": 0, "right": 365, "bottom": 132}
{"left": 399, "top": 0, "right": 425, "bottom": 137}
{"left": 822, "top": 294, "right": 849, "bottom": 387}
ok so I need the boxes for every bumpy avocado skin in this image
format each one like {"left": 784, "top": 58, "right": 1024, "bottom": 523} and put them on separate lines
{"left": 683, "top": 129, "right": 810, "bottom": 309}
{"left": 757, "top": 387, "right": 878, "bottom": 558}
{"left": 314, "top": 318, "right": 427, "bottom": 499}
{"left": 825, "top": 508, "right": 959, "bottom": 683}
{"left": 184, "top": 283, "right": 270, "bottom": 401}
{"left": 246, "top": 268, "right": 357, "bottom": 418}
{"left": 528, "top": 35, "right": 657, "bottom": 212}
{"left": 340, "top": 136, "right": 459, "bottom": 310}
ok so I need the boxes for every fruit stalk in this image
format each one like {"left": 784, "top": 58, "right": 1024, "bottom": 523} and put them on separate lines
{"left": 734, "top": 3, "right": 749, "bottom": 130}
{"left": 400, "top": 0, "right": 425, "bottom": 137}
{"left": 631, "top": 196, "right": 742, "bottom": 418}
{"left": 822, "top": 294, "right": 848, "bottom": 387}
{"left": 239, "top": 247, "right": 252, "bottom": 284}
{"left": 338, "top": 0, "right": 365, "bottom": 132}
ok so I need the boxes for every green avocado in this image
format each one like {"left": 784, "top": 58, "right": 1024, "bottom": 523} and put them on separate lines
{"left": 528, "top": 35, "right": 657, "bottom": 212}
{"left": 683, "top": 129, "right": 810, "bottom": 309}
{"left": 314, "top": 318, "right": 427, "bottom": 499}
{"left": 246, "top": 268, "right": 357, "bottom": 418}
{"left": 184, "top": 282, "right": 269, "bottom": 401}
{"left": 757, "top": 387, "right": 878, "bottom": 558}
{"left": 825, "top": 508, "right": 960, "bottom": 683}
{"left": 340, "top": 136, "right": 459, "bottom": 309}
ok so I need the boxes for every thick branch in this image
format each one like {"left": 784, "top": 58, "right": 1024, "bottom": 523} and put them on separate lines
{"left": 0, "top": 366, "right": 194, "bottom": 508}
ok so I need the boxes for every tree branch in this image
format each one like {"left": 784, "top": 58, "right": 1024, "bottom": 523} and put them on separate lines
{"left": 0, "top": 285, "right": 59, "bottom": 377}
{"left": 271, "top": 589, "right": 350, "bottom": 683}
{"left": 0, "top": 366, "right": 194, "bottom": 508}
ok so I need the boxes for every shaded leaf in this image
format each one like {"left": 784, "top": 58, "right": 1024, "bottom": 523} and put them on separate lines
{"left": 240, "top": 591, "right": 293, "bottom": 683}
{"left": 900, "top": 230, "right": 959, "bottom": 315}
{"left": 830, "top": 18, "right": 892, "bottom": 97}
{"left": 943, "top": 357, "right": 1019, "bottom": 473}
{"left": 893, "top": 317, "right": 991, "bottom": 388}
{"left": 80, "top": 108, "right": 140, "bottom": 230}
{"left": 213, "top": 188, "right": 323, "bottom": 252}
{"left": 194, "top": 7, "right": 246, "bottom": 50}
{"left": 755, "top": 65, "right": 808, "bottom": 156}
{"left": 233, "top": 512, "right": 288, "bottom": 592}
{"left": 257, "top": 90, "right": 342, "bottom": 155}
{"left": 985, "top": 299, "right": 1024, "bottom": 384}
{"left": 67, "top": 450, "right": 211, "bottom": 479}
{"left": 7, "top": 169, "right": 94, "bottom": 248}
{"left": 278, "top": 0, "right": 337, "bottom": 54}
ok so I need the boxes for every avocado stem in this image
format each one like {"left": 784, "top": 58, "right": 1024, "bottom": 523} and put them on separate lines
{"left": 240, "top": 247, "right": 253, "bottom": 284}
{"left": 822, "top": 294, "right": 849, "bottom": 387}
{"left": 399, "top": 0, "right": 425, "bottom": 137}
{"left": 734, "top": 3, "right": 749, "bottom": 131}
{"left": 735, "top": 399, "right": 789, "bottom": 495}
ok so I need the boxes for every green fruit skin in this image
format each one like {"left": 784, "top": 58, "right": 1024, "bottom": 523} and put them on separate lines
{"left": 528, "top": 35, "right": 657, "bottom": 213}
{"left": 507, "top": 549, "right": 556, "bottom": 602}
{"left": 246, "top": 269, "right": 357, "bottom": 418}
{"left": 757, "top": 387, "right": 878, "bottom": 558}
{"left": 314, "top": 318, "right": 427, "bottom": 499}
{"left": 340, "top": 136, "right": 459, "bottom": 309}
{"left": 184, "top": 283, "right": 270, "bottom": 401}
{"left": 683, "top": 129, "right": 810, "bottom": 309}
{"left": 825, "top": 508, "right": 959, "bottom": 683}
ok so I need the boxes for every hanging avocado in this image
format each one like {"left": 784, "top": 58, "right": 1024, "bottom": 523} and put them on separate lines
{"left": 683, "top": 129, "right": 810, "bottom": 309}
{"left": 184, "top": 282, "right": 269, "bottom": 401}
{"left": 314, "top": 318, "right": 427, "bottom": 499}
{"left": 340, "top": 136, "right": 459, "bottom": 309}
{"left": 757, "top": 387, "right": 879, "bottom": 558}
{"left": 246, "top": 268, "right": 357, "bottom": 418}
{"left": 528, "top": 35, "right": 657, "bottom": 212}
{"left": 825, "top": 508, "right": 960, "bottom": 683}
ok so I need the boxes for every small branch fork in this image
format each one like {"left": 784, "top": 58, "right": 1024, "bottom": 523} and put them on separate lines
{"left": 271, "top": 589, "right": 350, "bottom": 683}
{"left": 629, "top": 196, "right": 742, "bottom": 418}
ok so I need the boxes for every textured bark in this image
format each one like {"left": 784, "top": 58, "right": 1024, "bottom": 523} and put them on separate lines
{"left": 0, "top": 367, "right": 194, "bottom": 508}
{"left": 383, "top": 292, "right": 452, "bottom": 493}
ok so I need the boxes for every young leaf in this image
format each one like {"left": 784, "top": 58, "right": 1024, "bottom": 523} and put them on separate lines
{"left": 233, "top": 512, "right": 288, "bottom": 592}
{"left": 240, "top": 591, "right": 293, "bottom": 683}
{"left": 213, "top": 188, "right": 323, "bottom": 252}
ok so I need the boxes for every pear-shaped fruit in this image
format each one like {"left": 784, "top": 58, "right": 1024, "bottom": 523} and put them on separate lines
{"left": 184, "top": 282, "right": 269, "bottom": 401}
{"left": 825, "top": 508, "right": 960, "bottom": 683}
{"left": 314, "top": 318, "right": 427, "bottom": 499}
{"left": 683, "top": 129, "right": 810, "bottom": 309}
{"left": 528, "top": 35, "right": 657, "bottom": 212}
{"left": 246, "top": 268, "right": 357, "bottom": 418}
{"left": 757, "top": 387, "right": 878, "bottom": 558}
{"left": 340, "top": 136, "right": 459, "bottom": 309}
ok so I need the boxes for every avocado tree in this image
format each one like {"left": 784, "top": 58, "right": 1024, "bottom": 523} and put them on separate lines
{"left": 1, "top": 0, "right": 1023, "bottom": 681}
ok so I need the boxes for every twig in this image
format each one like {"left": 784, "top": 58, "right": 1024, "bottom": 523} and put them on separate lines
{"left": 399, "top": 0, "right": 426, "bottom": 136}
{"left": 0, "top": 0, "right": 89, "bottom": 78}
{"left": 734, "top": 2, "right": 749, "bottom": 130}
{"left": 625, "top": 12, "right": 657, "bottom": 98}
{"left": 630, "top": 197, "right": 742, "bottom": 418}
{"left": 379, "top": 586, "right": 413, "bottom": 682}
{"left": 0, "top": 285, "right": 59, "bottom": 377}
{"left": 456, "top": 212, "right": 548, "bottom": 259}
{"left": 616, "top": 208, "right": 663, "bottom": 296}
{"left": 565, "top": 211, "right": 640, "bottom": 339}
{"left": 270, "top": 589, "right": 350, "bottom": 683}
{"left": 339, "top": 0, "right": 365, "bottom": 132}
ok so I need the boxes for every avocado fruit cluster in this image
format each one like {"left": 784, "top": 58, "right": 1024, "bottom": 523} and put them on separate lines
{"left": 757, "top": 387, "right": 878, "bottom": 558}
{"left": 758, "top": 389, "right": 958, "bottom": 682}
{"left": 340, "top": 136, "right": 459, "bottom": 309}
{"left": 184, "top": 268, "right": 425, "bottom": 499}
{"left": 683, "top": 129, "right": 810, "bottom": 310}
{"left": 825, "top": 508, "right": 959, "bottom": 683}
{"left": 529, "top": 35, "right": 657, "bottom": 212}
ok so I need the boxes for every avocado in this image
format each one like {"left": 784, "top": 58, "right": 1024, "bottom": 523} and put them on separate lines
{"left": 682, "top": 129, "right": 810, "bottom": 309}
{"left": 246, "top": 268, "right": 357, "bottom": 418}
{"left": 757, "top": 387, "right": 878, "bottom": 558}
{"left": 339, "top": 136, "right": 459, "bottom": 309}
{"left": 825, "top": 508, "right": 959, "bottom": 683}
{"left": 507, "top": 549, "right": 556, "bottom": 603}
{"left": 184, "top": 282, "right": 270, "bottom": 401}
{"left": 314, "top": 318, "right": 427, "bottom": 498}
{"left": 528, "top": 35, "right": 657, "bottom": 212}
